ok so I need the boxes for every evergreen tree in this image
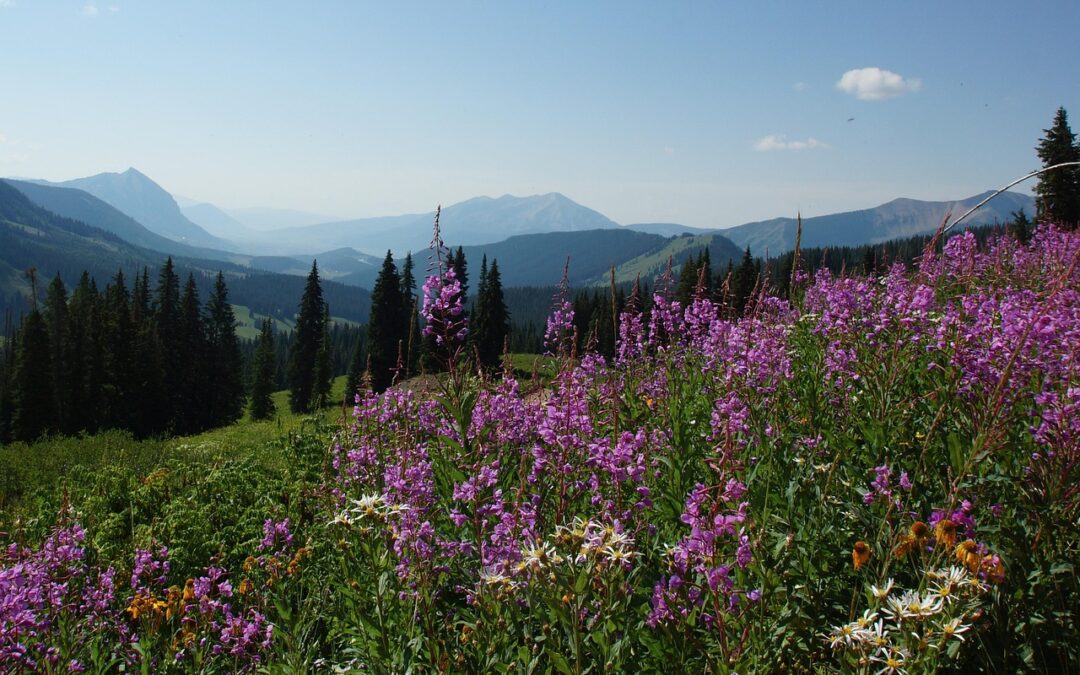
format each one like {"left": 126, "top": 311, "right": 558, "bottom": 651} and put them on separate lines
{"left": 676, "top": 255, "right": 699, "bottom": 305}
{"left": 287, "top": 261, "right": 327, "bottom": 413}
{"left": 366, "top": 252, "right": 404, "bottom": 392}
{"left": 11, "top": 309, "right": 54, "bottom": 442}
{"left": 154, "top": 258, "right": 184, "bottom": 428}
{"left": 1008, "top": 209, "right": 1032, "bottom": 243}
{"left": 42, "top": 275, "right": 70, "bottom": 432}
{"left": 68, "top": 273, "right": 104, "bottom": 434}
{"left": 177, "top": 273, "right": 207, "bottom": 433}
{"left": 1034, "top": 107, "right": 1080, "bottom": 229}
{"left": 249, "top": 319, "right": 277, "bottom": 421}
{"left": 204, "top": 272, "right": 245, "bottom": 427}
{"left": 471, "top": 259, "right": 510, "bottom": 369}
{"left": 102, "top": 270, "right": 137, "bottom": 431}
{"left": 400, "top": 252, "right": 419, "bottom": 378}
{"left": 732, "top": 247, "right": 759, "bottom": 317}
{"left": 310, "top": 306, "right": 333, "bottom": 409}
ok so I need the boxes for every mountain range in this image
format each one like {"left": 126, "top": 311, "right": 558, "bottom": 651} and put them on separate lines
{"left": 3, "top": 167, "right": 1035, "bottom": 297}
{"left": 0, "top": 179, "right": 371, "bottom": 323}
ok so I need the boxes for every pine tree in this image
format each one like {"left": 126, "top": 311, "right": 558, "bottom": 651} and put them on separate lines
{"left": 399, "top": 252, "right": 419, "bottom": 377}
{"left": 11, "top": 309, "right": 54, "bottom": 442}
{"left": 177, "top": 273, "right": 208, "bottom": 433}
{"left": 68, "top": 273, "right": 104, "bottom": 434}
{"left": 310, "top": 306, "right": 333, "bottom": 409}
{"left": 732, "top": 247, "right": 759, "bottom": 317}
{"left": 676, "top": 255, "right": 699, "bottom": 305}
{"left": 249, "top": 319, "right": 277, "bottom": 421}
{"left": 1034, "top": 107, "right": 1080, "bottom": 229}
{"left": 471, "top": 258, "right": 510, "bottom": 369}
{"left": 366, "top": 251, "right": 405, "bottom": 392}
{"left": 42, "top": 275, "right": 70, "bottom": 432}
{"left": 1008, "top": 209, "right": 1032, "bottom": 243}
{"left": 102, "top": 270, "right": 137, "bottom": 431}
{"left": 287, "top": 261, "right": 327, "bottom": 413}
{"left": 204, "top": 272, "right": 245, "bottom": 427}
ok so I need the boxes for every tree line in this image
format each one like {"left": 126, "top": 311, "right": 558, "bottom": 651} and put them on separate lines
{"left": 0, "top": 260, "right": 246, "bottom": 443}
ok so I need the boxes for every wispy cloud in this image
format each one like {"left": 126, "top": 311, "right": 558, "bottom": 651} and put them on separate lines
{"left": 836, "top": 67, "right": 921, "bottom": 101}
{"left": 793, "top": 81, "right": 809, "bottom": 92}
{"left": 0, "top": 1, "right": 16, "bottom": 8}
{"left": 753, "top": 134, "right": 830, "bottom": 152}
{"left": 81, "top": 3, "right": 99, "bottom": 16}
{"left": 662, "top": 146, "right": 675, "bottom": 155}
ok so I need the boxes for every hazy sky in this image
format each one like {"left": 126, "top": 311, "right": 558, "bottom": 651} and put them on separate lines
{"left": 2, "top": 1, "right": 1078, "bottom": 228}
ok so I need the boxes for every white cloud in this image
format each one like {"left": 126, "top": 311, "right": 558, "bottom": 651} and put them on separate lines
{"left": 662, "top": 146, "right": 675, "bottom": 155}
{"left": 836, "top": 67, "right": 921, "bottom": 100}
{"left": 109, "top": 4, "right": 119, "bottom": 12}
{"left": 753, "top": 134, "right": 830, "bottom": 152}
{"left": 793, "top": 81, "right": 809, "bottom": 92}
{"left": 0, "top": 133, "right": 7, "bottom": 143}
{"left": 0, "top": 1, "right": 16, "bottom": 8}
{"left": 81, "top": 3, "right": 99, "bottom": 16}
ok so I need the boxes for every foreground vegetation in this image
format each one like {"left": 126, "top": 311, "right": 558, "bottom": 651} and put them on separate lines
{"left": 1, "top": 224, "right": 1078, "bottom": 673}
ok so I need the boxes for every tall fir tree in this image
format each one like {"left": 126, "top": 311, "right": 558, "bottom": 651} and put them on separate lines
{"left": 249, "top": 319, "right": 277, "bottom": 421}
{"left": 102, "top": 269, "right": 137, "bottom": 431}
{"left": 399, "top": 252, "right": 419, "bottom": 377}
{"left": 177, "top": 273, "right": 207, "bottom": 433}
{"left": 154, "top": 258, "right": 184, "bottom": 428}
{"left": 732, "top": 247, "right": 759, "bottom": 317}
{"left": 42, "top": 275, "right": 70, "bottom": 433}
{"left": 310, "top": 306, "right": 333, "bottom": 410}
{"left": 366, "top": 251, "right": 404, "bottom": 392}
{"left": 204, "top": 272, "right": 245, "bottom": 426}
{"left": 287, "top": 261, "right": 327, "bottom": 413}
{"left": 471, "top": 258, "right": 510, "bottom": 369}
{"left": 1034, "top": 107, "right": 1080, "bottom": 229}
{"left": 68, "top": 273, "right": 104, "bottom": 434}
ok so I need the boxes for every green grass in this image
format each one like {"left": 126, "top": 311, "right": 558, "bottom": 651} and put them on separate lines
{"left": 231, "top": 303, "right": 360, "bottom": 340}
{"left": 590, "top": 233, "right": 716, "bottom": 285}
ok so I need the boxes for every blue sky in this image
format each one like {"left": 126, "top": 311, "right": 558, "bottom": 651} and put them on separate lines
{"left": 1, "top": 1, "right": 1078, "bottom": 228}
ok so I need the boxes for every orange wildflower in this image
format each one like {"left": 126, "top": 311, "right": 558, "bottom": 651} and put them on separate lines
{"left": 935, "top": 519, "right": 958, "bottom": 548}
{"left": 910, "top": 521, "right": 930, "bottom": 545}
{"left": 955, "top": 540, "right": 980, "bottom": 572}
{"left": 852, "top": 541, "right": 871, "bottom": 570}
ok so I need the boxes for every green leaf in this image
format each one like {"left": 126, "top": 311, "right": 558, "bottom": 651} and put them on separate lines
{"left": 549, "top": 651, "right": 574, "bottom": 675}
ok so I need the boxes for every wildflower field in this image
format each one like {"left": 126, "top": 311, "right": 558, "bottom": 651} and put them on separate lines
{"left": 2, "top": 224, "right": 1078, "bottom": 673}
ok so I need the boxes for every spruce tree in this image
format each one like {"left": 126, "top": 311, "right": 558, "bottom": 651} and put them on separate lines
{"left": 67, "top": 273, "right": 104, "bottom": 434}
{"left": 400, "top": 252, "right": 419, "bottom": 377}
{"left": 102, "top": 270, "right": 137, "bottom": 431}
{"left": 471, "top": 259, "right": 510, "bottom": 369}
{"left": 676, "top": 255, "right": 699, "bottom": 305}
{"left": 310, "top": 306, "right": 333, "bottom": 410}
{"left": 11, "top": 309, "right": 54, "bottom": 442}
{"left": 366, "top": 252, "right": 404, "bottom": 392}
{"left": 178, "top": 274, "right": 207, "bottom": 433}
{"left": 732, "top": 247, "right": 759, "bottom": 317}
{"left": 249, "top": 320, "right": 277, "bottom": 421}
{"left": 287, "top": 261, "right": 327, "bottom": 413}
{"left": 1034, "top": 107, "right": 1080, "bottom": 229}
{"left": 42, "top": 275, "right": 70, "bottom": 432}
{"left": 204, "top": 272, "right": 245, "bottom": 427}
